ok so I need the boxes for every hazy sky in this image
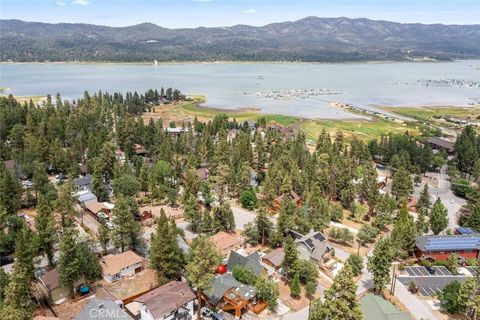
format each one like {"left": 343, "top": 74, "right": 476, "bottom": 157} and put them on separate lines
{"left": 1, "top": 0, "right": 479, "bottom": 27}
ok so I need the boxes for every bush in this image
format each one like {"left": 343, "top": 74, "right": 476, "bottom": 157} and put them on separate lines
{"left": 451, "top": 178, "right": 473, "bottom": 198}
{"left": 297, "top": 260, "right": 319, "bottom": 284}
{"left": 346, "top": 254, "right": 363, "bottom": 276}
{"left": 255, "top": 277, "right": 279, "bottom": 311}
{"left": 438, "top": 281, "right": 463, "bottom": 314}
{"left": 239, "top": 188, "right": 258, "bottom": 210}
{"left": 232, "top": 265, "right": 258, "bottom": 285}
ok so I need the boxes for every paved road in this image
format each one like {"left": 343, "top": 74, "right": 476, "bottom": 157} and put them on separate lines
{"left": 413, "top": 165, "right": 466, "bottom": 229}
{"left": 394, "top": 279, "right": 439, "bottom": 320}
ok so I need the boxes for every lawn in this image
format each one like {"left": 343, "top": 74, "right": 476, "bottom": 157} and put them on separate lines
{"left": 148, "top": 95, "right": 419, "bottom": 141}
{"left": 299, "top": 117, "right": 418, "bottom": 142}
{"left": 381, "top": 106, "right": 480, "bottom": 122}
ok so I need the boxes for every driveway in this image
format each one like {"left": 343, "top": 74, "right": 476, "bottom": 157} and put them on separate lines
{"left": 231, "top": 206, "right": 256, "bottom": 231}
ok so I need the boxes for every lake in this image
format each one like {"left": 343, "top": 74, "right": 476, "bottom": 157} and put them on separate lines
{"left": 1, "top": 61, "right": 479, "bottom": 119}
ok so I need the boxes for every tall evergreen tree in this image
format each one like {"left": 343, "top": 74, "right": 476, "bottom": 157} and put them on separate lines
{"left": 185, "top": 236, "right": 222, "bottom": 320}
{"left": 312, "top": 264, "right": 363, "bottom": 320}
{"left": 34, "top": 195, "right": 56, "bottom": 266}
{"left": 111, "top": 196, "right": 141, "bottom": 252}
{"left": 390, "top": 202, "right": 416, "bottom": 258}
{"left": 150, "top": 210, "right": 184, "bottom": 284}
{"left": 430, "top": 198, "right": 449, "bottom": 235}
{"left": 0, "top": 229, "right": 35, "bottom": 320}
{"left": 281, "top": 235, "right": 299, "bottom": 278}
{"left": 367, "top": 236, "right": 393, "bottom": 294}
{"left": 391, "top": 165, "right": 413, "bottom": 200}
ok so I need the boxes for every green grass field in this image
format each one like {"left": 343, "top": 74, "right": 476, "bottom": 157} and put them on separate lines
{"left": 381, "top": 106, "right": 480, "bottom": 122}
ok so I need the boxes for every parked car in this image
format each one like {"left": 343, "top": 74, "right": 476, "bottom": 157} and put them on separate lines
{"left": 0, "top": 256, "right": 14, "bottom": 266}
{"left": 201, "top": 307, "right": 213, "bottom": 318}
{"left": 212, "top": 313, "right": 223, "bottom": 320}
{"left": 426, "top": 266, "right": 436, "bottom": 275}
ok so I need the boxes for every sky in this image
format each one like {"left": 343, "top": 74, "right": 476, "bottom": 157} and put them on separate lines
{"left": 1, "top": 0, "right": 479, "bottom": 28}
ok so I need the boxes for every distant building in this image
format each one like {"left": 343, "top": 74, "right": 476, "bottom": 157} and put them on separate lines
{"left": 75, "top": 299, "right": 133, "bottom": 320}
{"left": 360, "top": 294, "right": 411, "bottom": 320}
{"left": 427, "top": 137, "right": 455, "bottom": 154}
{"left": 73, "top": 174, "right": 93, "bottom": 191}
{"left": 210, "top": 231, "right": 243, "bottom": 257}
{"left": 415, "top": 234, "right": 480, "bottom": 262}
{"left": 100, "top": 250, "right": 144, "bottom": 283}
{"left": 273, "top": 191, "right": 303, "bottom": 210}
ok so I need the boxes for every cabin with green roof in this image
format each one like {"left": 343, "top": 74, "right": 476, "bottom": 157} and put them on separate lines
{"left": 360, "top": 294, "right": 411, "bottom": 320}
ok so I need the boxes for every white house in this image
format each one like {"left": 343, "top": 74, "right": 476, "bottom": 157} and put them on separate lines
{"left": 100, "top": 250, "right": 144, "bottom": 283}
{"left": 135, "top": 281, "right": 195, "bottom": 320}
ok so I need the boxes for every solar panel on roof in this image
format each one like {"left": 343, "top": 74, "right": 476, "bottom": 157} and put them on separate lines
{"left": 305, "top": 239, "right": 315, "bottom": 248}
{"left": 313, "top": 233, "right": 326, "bottom": 242}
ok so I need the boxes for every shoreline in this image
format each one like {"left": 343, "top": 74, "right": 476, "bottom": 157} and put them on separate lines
{"left": 1, "top": 59, "right": 477, "bottom": 66}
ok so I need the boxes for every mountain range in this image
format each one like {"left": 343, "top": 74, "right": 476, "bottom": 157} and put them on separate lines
{"left": 1, "top": 17, "right": 480, "bottom": 62}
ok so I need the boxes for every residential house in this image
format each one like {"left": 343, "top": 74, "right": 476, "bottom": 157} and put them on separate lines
{"left": 75, "top": 189, "right": 97, "bottom": 204}
{"left": 210, "top": 231, "right": 243, "bottom": 257}
{"left": 38, "top": 267, "right": 84, "bottom": 303}
{"left": 83, "top": 200, "right": 110, "bottom": 220}
{"left": 75, "top": 299, "right": 133, "bottom": 320}
{"left": 74, "top": 174, "right": 93, "bottom": 191}
{"left": 273, "top": 191, "right": 303, "bottom": 210}
{"left": 360, "top": 294, "right": 411, "bottom": 320}
{"left": 135, "top": 144, "right": 147, "bottom": 157}
{"left": 100, "top": 250, "right": 144, "bottom": 283}
{"left": 289, "top": 230, "right": 333, "bottom": 264}
{"left": 262, "top": 248, "right": 285, "bottom": 272}
{"left": 415, "top": 234, "right": 480, "bottom": 262}
{"left": 135, "top": 281, "right": 195, "bottom": 320}
{"left": 204, "top": 273, "right": 256, "bottom": 318}
{"left": 166, "top": 127, "right": 188, "bottom": 135}
{"left": 227, "top": 251, "right": 264, "bottom": 276}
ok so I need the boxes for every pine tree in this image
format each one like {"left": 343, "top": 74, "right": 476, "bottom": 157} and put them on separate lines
{"left": 417, "top": 183, "right": 431, "bottom": 214}
{"left": 111, "top": 196, "right": 141, "bottom": 252}
{"left": 290, "top": 272, "right": 301, "bottom": 298}
{"left": 313, "top": 264, "right": 363, "bottom": 320}
{"left": 98, "top": 222, "right": 110, "bottom": 254}
{"left": 59, "top": 226, "right": 84, "bottom": 297}
{"left": 186, "top": 236, "right": 222, "bottom": 320}
{"left": 367, "top": 236, "right": 393, "bottom": 294}
{"left": 430, "top": 198, "right": 449, "bottom": 235}
{"left": 390, "top": 202, "right": 416, "bottom": 258}
{"left": 465, "top": 202, "right": 480, "bottom": 232}
{"left": 0, "top": 229, "right": 35, "bottom": 320}
{"left": 255, "top": 208, "right": 273, "bottom": 246}
{"left": 55, "top": 183, "right": 76, "bottom": 228}
{"left": 359, "top": 164, "right": 379, "bottom": 214}
{"left": 391, "top": 165, "right": 413, "bottom": 200}
{"left": 281, "top": 235, "right": 299, "bottom": 278}
{"left": 150, "top": 210, "right": 184, "bottom": 284}
{"left": 34, "top": 195, "right": 56, "bottom": 266}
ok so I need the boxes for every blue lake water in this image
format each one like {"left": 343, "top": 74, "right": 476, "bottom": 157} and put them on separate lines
{"left": 1, "top": 61, "right": 479, "bottom": 119}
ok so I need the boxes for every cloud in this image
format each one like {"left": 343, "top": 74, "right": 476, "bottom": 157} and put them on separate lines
{"left": 72, "top": 0, "right": 90, "bottom": 5}
{"left": 56, "top": 1, "right": 67, "bottom": 6}
{"left": 193, "top": 0, "right": 213, "bottom": 2}
{"left": 243, "top": 9, "right": 258, "bottom": 14}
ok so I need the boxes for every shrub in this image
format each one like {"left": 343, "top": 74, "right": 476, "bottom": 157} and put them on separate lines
{"left": 232, "top": 265, "right": 258, "bottom": 285}
{"left": 346, "top": 254, "right": 364, "bottom": 277}
{"left": 239, "top": 188, "right": 258, "bottom": 210}
{"left": 438, "top": 281, "right": 463, "bottom": 314}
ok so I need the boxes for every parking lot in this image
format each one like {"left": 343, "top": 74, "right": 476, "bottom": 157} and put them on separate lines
{"left": 398, "top": 266, "right": 467, "bottom": 296}
{"left": 404, "top": 266, "right": 453, "bottom": 277}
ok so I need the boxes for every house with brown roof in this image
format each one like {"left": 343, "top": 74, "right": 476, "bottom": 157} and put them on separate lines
{"left": 83, "top": 200, "right": 110, "bottom": 220}
{"left": 273, "top": 191, "right": 303, "bottom": 210}
{"left": 135, "top": 281, "right": 195, "bottom": 320}
{"left": 210, "top": 231, "right": 243, "bottom": 257}
{"left": 100, "top": 250, "right": 144, "bottom": 283}
{"left": 38, "top": 267, "right": 85, "bottom": 303}
{"left": 262, "top": 248, "right": 285, "bottom": 272}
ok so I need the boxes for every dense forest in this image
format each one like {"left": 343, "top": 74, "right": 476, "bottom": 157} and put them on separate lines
{"left": 2, "top": 17, "right": 480, "bottom": 62}
{"left": 1, "top": 88, "right": 480, "bottom": 319}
